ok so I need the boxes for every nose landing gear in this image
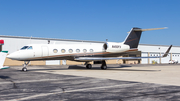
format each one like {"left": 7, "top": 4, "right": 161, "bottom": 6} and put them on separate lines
{"left": 22, "top": 61, "right": 30, "bottom": 72}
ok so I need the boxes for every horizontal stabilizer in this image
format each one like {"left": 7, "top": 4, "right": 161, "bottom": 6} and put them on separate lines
{"left": 133, "top": 27, "right": 167, "bottom": 32}
{"left": 0, "top": 66, "right": 10, "bottom": 69}
{"left": 0, "top": 52, "right": 9, "bottom": 70}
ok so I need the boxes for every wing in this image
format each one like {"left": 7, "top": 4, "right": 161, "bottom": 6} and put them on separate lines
{"left": 75, "top": 45, "right": 172, "bottom": 61}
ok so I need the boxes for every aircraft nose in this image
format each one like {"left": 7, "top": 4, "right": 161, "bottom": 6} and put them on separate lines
{"left": 7, "top": 52, "right": 19, "bottom": 60}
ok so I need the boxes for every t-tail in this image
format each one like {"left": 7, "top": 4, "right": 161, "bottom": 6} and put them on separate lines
{"left": 124, "top": 27, "right": 167, "bottom": 49}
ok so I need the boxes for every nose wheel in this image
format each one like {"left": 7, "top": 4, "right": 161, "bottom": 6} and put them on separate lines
{"left": 22, "top": 67, "right": 27, "bottom": 72}
{"left": 22, "top": 61, "right": 30, "bottom": 72}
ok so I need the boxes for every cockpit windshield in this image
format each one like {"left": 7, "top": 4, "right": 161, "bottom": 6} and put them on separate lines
{"left": 20, "top": 46, "right": 29, "bottom": 50}
{"left": 28, "top": 46, "right": 33, "bottom": 49}
{"left": 20, "top": 46, "right": 33, "bottom": 50}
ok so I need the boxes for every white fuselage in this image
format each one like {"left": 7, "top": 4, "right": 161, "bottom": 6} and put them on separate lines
{"left": 6, "top": 27, "right": 167, "bottom": 71}
{"left": 7, "top": 42, "right": 131, "bottom": 61}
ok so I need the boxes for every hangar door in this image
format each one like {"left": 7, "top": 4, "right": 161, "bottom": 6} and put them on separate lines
{"left": 46, "top": 60, "right": 60, "bottom": 65}
{"left": 141, "top": 52, "right": 148, "bottom": 64}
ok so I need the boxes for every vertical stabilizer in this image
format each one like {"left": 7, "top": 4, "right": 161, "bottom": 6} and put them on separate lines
{"left": 124, "top": 27, "right": 142, "bottom": 48}
{"left": 124, "top": 27, "right": 167, "bottom": 48}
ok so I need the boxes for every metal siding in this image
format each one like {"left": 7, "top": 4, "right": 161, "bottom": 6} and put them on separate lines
{"left": 46, "top": 60, "right": 60, "bottom": 65}
{"left": 161, "top": 54, "right": 171, "bottom": 63}
{"left": 139, "top": 45, "right": 180, "bottom": 64}
{"left": 1, "top": 37, "right": 48, "bottom": 53}
{"left": 139, "top": 45, "right": 180, "bottom": 53}
{"left": 141, "top": 53, "right": 148, "bottom": 64}
{"left": 172, "top": 54, "right": 180, "bottom": 62}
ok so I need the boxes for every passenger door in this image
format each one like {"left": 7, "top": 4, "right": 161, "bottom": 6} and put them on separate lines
{"left": 42, "top": 46, "right": 49, "bottom": 57}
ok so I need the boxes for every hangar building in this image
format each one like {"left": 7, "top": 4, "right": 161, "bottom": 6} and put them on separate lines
{"left": 0, "top": 35, "right": 179, "bottom": 66}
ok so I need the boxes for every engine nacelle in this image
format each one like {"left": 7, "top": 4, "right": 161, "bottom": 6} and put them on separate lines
{"left": 103, "top": 42, "right": 130, "bottom": 53}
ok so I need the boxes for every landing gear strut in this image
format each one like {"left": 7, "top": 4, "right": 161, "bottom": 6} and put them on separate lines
{"left": 22, "top": 61, "right": 30, "bottom": 72}
{"left": 101, "top": 60, "right": 107, "bottom": 70}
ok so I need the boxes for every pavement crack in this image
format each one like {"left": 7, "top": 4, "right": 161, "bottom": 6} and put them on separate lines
{"left": 0, "top": 75, "right": 17, "bottom": 89}
{"left": 60, "top": 87, "right": 66, "bottom": 93}
{"left": 0, "top": 79, "right": 17, "bottom": 92}
{"left": 10, "top": 80, "right": 17, "bottom": 89}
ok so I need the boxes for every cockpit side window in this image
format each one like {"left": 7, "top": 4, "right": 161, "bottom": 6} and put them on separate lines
{"left": 20, "top": 46, "right": 33, "bottom": 50}
{"left": 28, "top": 46, "right": 33, "bottom": 50}
{"left": 20, "top": 46, "right": 29, "bottom": 50}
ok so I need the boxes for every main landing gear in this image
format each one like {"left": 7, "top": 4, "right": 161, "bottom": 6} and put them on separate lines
{"left": 101, "top": 60, "right": 107, "bottom": 70}
{"left": 85, "top": 60, "right": 107, "bottom": 70}
{"left": 22, "top": 61, "right": 30, "bottom": 72}
{"left": 86, "top": 64, "right": 92, "bottom": 69}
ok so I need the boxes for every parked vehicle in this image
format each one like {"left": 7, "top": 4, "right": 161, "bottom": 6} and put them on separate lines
{"left": 169, "top": 60, "right": 178, "bottom": 64}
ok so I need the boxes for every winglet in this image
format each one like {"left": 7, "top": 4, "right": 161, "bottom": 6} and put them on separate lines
{"left": 162, "top": 45, "right": 172, "bottom": 57}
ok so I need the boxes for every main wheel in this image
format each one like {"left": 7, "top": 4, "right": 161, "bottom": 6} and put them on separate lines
{"left": 101, "top": 65, "right": 107, "bottom": 70}
{"left": 22, "top": 67, "right": 27, "bottom": 72}
{"left": 86, "top": 64, "right": 92, "bottom": 69}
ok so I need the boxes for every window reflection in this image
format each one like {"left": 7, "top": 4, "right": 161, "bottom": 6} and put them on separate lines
{"left": 28, "top": 46, "right": 33, "bottom": 50}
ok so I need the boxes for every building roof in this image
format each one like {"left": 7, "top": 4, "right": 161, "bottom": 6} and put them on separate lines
{"left": 0, "top": 35, "right": 179, "bottom": 47}
{"left": 0, "top": 35, "right": 104, "bottom": 43}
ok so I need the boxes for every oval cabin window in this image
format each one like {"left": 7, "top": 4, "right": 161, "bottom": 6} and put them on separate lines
{"left": 83, "top": 49, "right": 87, "bottom": 53}
{"left": 53, "top": 49, "right": 58, "bottom": 53}
{"left": 90, "top": 49, "right": 93, "bottom": 52}
{"left": 69, "top": 49, "right": 73, "bottom": 53}
{"left": 76, "top": 49, "right": 80, "bottom": 53}
{"left": 61, "top": 49, "right": 66, "bottom": 53}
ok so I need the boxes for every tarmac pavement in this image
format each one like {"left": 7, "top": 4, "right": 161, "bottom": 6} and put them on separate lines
{"left": 0, "top": 64, "right": 180, "bottom": 101}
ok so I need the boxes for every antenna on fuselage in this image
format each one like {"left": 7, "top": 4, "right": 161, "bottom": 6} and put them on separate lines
{"left": 48, "top": 40, "right": 50, "bottom": 44}
{"left": 30, "top": 36, "right": 32, "bottom": 44}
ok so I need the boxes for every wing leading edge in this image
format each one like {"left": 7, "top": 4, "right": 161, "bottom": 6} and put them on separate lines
{"left": 75, "top": 45, "right": 172, "bottom": 61}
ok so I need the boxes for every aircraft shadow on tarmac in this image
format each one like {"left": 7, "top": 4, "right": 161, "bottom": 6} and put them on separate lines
{"left": 0, "top": 75, "right": 10, "bottom": 79}
{"left": 19, "top": 65, "right": 130, "bottom": 71}
{"left": 18, "top": 65, "right": 160, "bottom": 72}
{"left": 68, "top": 65, "right": 160, "bottom": 72}
{"left": 23, "top": 68, "right": 68, "bottom": 72}
{"left": 68, "top": 65, "right": 131, "bottom": 69}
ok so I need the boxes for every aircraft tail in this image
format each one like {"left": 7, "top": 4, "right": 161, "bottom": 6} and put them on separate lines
{"left": 0, "top": 51, "right": 9, "bottom": 69}
{"left": 124, "top": 27, "right": 167, "bottom": 48}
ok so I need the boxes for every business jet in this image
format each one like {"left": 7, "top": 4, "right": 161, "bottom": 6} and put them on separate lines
{"left": 7, "top": 27, "right": 172, "bottom": 71}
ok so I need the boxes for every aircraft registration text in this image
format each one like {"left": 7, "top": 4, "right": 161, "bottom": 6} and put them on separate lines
{"left": 112, "top": 45, "right": 121, "bottom": 48}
